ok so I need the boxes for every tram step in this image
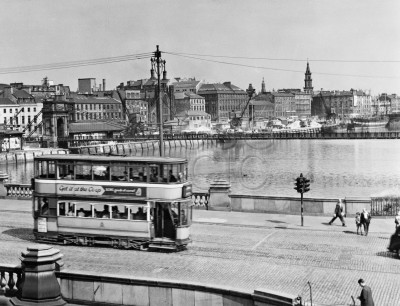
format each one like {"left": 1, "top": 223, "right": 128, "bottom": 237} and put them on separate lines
{"left": 148, "top": 243, "right": 177, "bottom": 251}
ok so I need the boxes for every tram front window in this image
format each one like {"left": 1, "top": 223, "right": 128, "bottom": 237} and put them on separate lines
{"left": 179, "top": 201, "right": 191, "bottom": 226}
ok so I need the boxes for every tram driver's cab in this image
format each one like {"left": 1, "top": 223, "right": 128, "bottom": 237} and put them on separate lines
{"left": 149, "top": 199, "right": 193, "bottom": 250}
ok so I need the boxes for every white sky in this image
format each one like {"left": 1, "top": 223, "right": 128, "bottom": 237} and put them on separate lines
{"left": 0, "top": 0, "right": 399, "bottom": 95}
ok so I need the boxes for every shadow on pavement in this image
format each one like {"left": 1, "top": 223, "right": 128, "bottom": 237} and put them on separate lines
{"left": 266, "top": 220, "right": 287, "bottom": 224}
{"left": 2, "top": 228, "right": 35, "bottom": 243}
{"left": 343, "top": 230, "right": 358, "bottom": 235}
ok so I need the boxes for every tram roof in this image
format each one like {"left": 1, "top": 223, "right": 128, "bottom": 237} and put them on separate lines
{"left": 35, "top": 154, "right": 188, "bottom": 164}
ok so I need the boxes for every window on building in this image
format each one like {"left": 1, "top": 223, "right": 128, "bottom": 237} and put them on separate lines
{"left": 9, "top": 109, "right": 12, "bottom": 113}
{"left": 33, "top": 107, "right": 36, "bottom": 112}
{"left": 3, "top": 109, "right": 5, "bottom": 114}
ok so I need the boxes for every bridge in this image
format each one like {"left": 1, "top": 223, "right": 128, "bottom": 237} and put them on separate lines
{"left": 56, "top": 130, "right": 400, "bottom": 148}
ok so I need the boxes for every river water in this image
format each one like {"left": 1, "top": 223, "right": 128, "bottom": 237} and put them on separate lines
{"left": 4, "top": 139, "right": 400, "bottom": 199}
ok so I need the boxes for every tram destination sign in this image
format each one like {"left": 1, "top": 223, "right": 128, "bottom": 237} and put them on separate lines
{"left": 56, "top": 184, "right": 146, "bottom": 197}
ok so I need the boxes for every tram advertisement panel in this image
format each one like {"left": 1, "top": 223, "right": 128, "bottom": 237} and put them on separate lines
{"left": 56, "top": 183, "right": 146, "bottom": 197}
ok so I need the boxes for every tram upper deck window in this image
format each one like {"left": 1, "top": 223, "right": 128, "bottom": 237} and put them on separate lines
{"left": 128, "top": 165, "right": 146, "bottom": 182}
{"left": 164, "top": 164, "right": 179, "bottom": 183}
{"left": 75, "top": 162, "right": 92, "bottom": 180}
{"left": 58, "top": 163, "right": 74, "bottom": 180}
{"left": 110, "top": 164, "right": 129, "bottom": 181}
{"left": 149, "top": 164, "right": 163, "bottom": 183}
{"left": 177, "top": 163, "right": 188, "bottom": 183}
{"left": 92, "top": 163, "right": 110, "bottom": 181}
{"left": 35, "top": 160, "right": 56, "bottom": 179}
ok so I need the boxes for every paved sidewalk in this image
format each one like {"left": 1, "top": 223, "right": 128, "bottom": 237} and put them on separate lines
{"left": 0, "top": 199, "right": 397, "bottom": 235}
{"left": 193, "top": 209, "right": 397, "bottom": 234}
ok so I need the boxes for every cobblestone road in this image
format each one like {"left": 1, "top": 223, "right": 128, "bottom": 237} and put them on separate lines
{"left": 0, "top": 209, "right": 399, "bottom": 305}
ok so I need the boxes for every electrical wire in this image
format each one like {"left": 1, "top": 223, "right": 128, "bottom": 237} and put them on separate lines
{"left": 164, "top": 52, "right": 400, "bottom": 79}
{"left": 0, "top": 52, "right": 154, "bottom": 74}
{"left": 164, "top": 51, "right": 400, "bottom": 63}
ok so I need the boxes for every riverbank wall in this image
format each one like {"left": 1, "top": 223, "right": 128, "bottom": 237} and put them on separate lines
{"left": 0, "top": 148, "right": 68, "bottom": 165}
{"left": 229, "top": 194, "right": 372, "bottom": 217}
{"left": 70, "top": 139, "right": 217, "bottom": 155}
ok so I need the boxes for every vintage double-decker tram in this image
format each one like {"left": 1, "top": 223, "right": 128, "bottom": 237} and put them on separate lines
{"left": 32, "top": 154, "right": 193, "bottom": 251}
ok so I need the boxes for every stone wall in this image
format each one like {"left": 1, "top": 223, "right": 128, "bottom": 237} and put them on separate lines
{"left": 230, "top": 194, "right": 371, "bottom": 217}
{"left": 57, "top": 271, "right": 297, "bottom": 306}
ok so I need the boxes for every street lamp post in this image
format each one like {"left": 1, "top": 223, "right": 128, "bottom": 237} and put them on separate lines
{"left": 246, "top": 84, "right": 255, "bottom": 129}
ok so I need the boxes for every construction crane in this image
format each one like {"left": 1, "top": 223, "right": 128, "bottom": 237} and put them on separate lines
{"left": 6, "top": 107, "right": 24, "bottom": 129}
{"left": 230, "top": 84, "right": 255, "bottom": 130}
{"left": 22, "top": 110, "right": 43, "bottom": 133}
{"left": 124, "top": 106, "right": 145, "bottom": 137}
{"left": 27, "top": 121, "right": 43, "bottom": 138}
{"left": 319, "top": 92, "right": 333, "bottom": 120}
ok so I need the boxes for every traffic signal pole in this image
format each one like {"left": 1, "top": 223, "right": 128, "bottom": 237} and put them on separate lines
{"left": 300, "top": 191, "right": 304, "bottom": 226}
{"left": 294, "top": 173, "right": 310, "bottom": 227}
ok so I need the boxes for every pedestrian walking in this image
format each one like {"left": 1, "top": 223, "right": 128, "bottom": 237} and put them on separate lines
{"left": 395, "top": 211, "right": 400, "bottom": 229}
{"left": 357, "top": 279, "right": 374, "bottom": 306}
{"left": 360, "top": 208, "right": 371, "bottom": 236}
{"left": 355, "top": 212, "right": 362, "bottom": 235}
{"left": 329, "top": 199, "right": 346, "bottom": 227}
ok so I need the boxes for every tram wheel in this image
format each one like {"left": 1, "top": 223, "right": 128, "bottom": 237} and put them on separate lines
{"left": 397, "top": 249, "right": 400, "bottom": 259}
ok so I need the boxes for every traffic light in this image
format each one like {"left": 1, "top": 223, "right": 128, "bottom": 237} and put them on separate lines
{"left": 294, "top": 176, "right": 304, "bottom": 193}
{"left": 303, "top": 178, "right": 310, "bottom": 193}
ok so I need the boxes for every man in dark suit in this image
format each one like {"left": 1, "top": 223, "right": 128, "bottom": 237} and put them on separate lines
{"left": 357, "top": 279, "right": 374, "bottom": 306}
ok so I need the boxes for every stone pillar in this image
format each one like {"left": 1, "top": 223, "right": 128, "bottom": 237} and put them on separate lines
{"left": 0, "top": 170, "right": 9, "bottom": 197}
{"left": 208, "top": 178, "right": 231, "bottom": 211}
{"left": 10, "top": 245, "right": 66, "bottom": 306}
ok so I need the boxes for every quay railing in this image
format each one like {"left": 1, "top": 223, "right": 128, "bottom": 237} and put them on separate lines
{"left": 58, "top": 130, "right": 400, "bottom": 148}
{"left": 0, "top": 264, "right": 22, "bottom": 297}
{"left": 371, "top": 197, "right": 400, "bottom": 216}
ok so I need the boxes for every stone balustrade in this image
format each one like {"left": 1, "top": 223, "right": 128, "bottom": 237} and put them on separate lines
{"left": 4, "top": 184, "right": 33, "bottom": 199}
{"left": 192, "top": 192, "right": 209, "bottom": 209}
{"left": 0, "top": 263, "right": 22, "bottom": 297}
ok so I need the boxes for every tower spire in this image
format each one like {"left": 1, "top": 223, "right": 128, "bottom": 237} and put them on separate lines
{"left": 304, "top": 60, "right": 313, "bottom": 94}
{"left": 261, "top": 77, "right": 266, "bottom": 93}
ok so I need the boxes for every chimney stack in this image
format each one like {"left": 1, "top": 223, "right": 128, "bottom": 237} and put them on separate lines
{"left": 103, "top": 79, "right": 106, "bottom": 91}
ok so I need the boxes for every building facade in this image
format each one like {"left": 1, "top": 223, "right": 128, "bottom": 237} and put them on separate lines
{"left": 311, "top": 89, "right": 372, "bottom": 119}
{"left": 198, "top": 82, "right": 248, "bottom": 122}
{"left": 172, "top": 78, "right": 204, "bottom": 94}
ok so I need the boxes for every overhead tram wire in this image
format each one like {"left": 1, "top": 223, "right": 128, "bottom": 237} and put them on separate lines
{"left": 164, "top": 51, "right": 400, "bottom": 63}
{"left": 0, "top": 52, "right": 154, "bottom": 74}
{"left": 164, "top": 51, "right": 400, "bottom": 79}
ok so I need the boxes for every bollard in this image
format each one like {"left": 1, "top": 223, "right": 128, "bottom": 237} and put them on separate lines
{"left": 10, "top": 245, "right": 66, "bottom": 306}
{"left": 208, "top": 178, "right": 231, "bottom": 211}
